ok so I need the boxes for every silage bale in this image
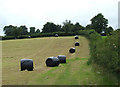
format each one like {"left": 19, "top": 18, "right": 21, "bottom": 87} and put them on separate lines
{"left": 75, "top": 35, "right": 79, "bottom": 39}
{"left": 20, "top": 59, "right": 34, "bottom": 71}
{"left": 69, "top": 47, "right": 76, "bottom": 53}
{"left": 46, "top": 57, "right": 60, "bottom": 67}
{"left": 28, "top": 36, "right": 31, "bottom": 38}
{"left": 75, "top": 42, "right": 80, "bottom": 46}
{"left": 57, "top": 55, "right": 66, "bottom": 63}
{"left": 55, "top": 34, "right": 58, "bottom": 37}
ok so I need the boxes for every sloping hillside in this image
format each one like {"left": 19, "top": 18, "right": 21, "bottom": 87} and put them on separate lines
{"left": 2, "top": 36, "right": 117, "bottom": 85}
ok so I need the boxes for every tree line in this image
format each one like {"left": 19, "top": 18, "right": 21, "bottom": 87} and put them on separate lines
{"left": 3, "top": 13, "right": 114, "bottom": 38}
{"left": 3, "top": 25, "right": 40, "bottom": 37}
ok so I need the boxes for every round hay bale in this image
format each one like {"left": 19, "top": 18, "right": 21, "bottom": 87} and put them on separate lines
{"left": 21, "top": 59, "right": 34, "bottom": 71}
{"left": 46, "top": 57, "right": 60, "bottom": 67}
{"left": 57, "top": 55, "right": 66, "bottom": 63}
{"left": 69, "top": 47, "right": 75, "bottom": 53}
{"left": 75, "top": 35, "right": 79, "bottom": 39}
{"left": 55, "top": 34, "right": 58, "bottom": 37}
{"left": 75, "top": 42, "right": 80, "bottom": 46}
{"left": 28, "top": 36, "right": 31, "bottom": 38}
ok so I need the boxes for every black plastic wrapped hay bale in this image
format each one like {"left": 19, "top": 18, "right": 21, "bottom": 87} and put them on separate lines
{"left": 75, "top": 42, "right": 80, "bottom": 46}
{"left": 46, "top": 57, "right": 60, "bottom": 67}
{"left": 21, "top": 59, "right": 34, "bottom": 71}
{"left": 57, "top": 55, "right": 66, "bottom": 63}
{"left": 55, "top": 34, "right": 58, "bottom": 37}
{"left": 69, "top": 47, "right": 75, "bottom": 53}
{"left": 75, "top": 35, "right": 79, "bottom": 39}
{"left": 28, "top": 36, "right": 31, "bottom": 38}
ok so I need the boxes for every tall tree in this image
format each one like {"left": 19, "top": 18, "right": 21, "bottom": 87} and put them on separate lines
{"left": 71, "top": 22, "right": 85, "bottom": 33}
{"left": 3, "top": 25, "right": 20, "bottom": 37}
{"left": 90, "top": 13, "right": 108, "bottom": 33}
{"left": 30, "top": 27, "right": 35, "bottom": 34}
{"left": 11, "top": 26, "right": 20, "bottom": 38}
{"left": 56, "top": 24, "right": 62, "bottom": 32}
{"left": 105, "top": 26, "right": 113, "bottom": 34}
{"left": 19, "top": 25, "right": 28, "bottom": 35}
{"left": 62, "top": 20, "right": 74, "bottom": 33}
{"left": 42, "top": 22, "right": 61, "bottom": 33}
{"left": 36, "top": 29, "right": 40, "bottom": 33}
{"left": 3, "top": 25, "right": 14, "bottom": 36}
{"left": 86, "top": 24, "right": 92, "bottom": 30}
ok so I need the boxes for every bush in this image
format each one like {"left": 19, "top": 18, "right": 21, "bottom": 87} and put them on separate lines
{"left": 87, "top": 31, "right": 102, "bottom": 64}
{"left": 2, "top": 36, "right": 15, "bottom": 40}
{"left": 40, "top": 33, "right": 54, "bottom": 37}
{"left": 102, "top": 31, "right": 119, "bottom": 73}
{"left": 78, "top": 30, "right": 96, "bottom": 39}
{"left": 88, "top": 30, "right": 120, "bottom": 73}
{"left": 17, "top": 35, "right": 30, "bottom": 39}
{"left": 2, "top": 30, "right": 94, "bottom": 40}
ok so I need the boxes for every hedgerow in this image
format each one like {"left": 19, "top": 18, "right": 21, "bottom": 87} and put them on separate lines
{"left": 88, "top": 30, "right": 120, "bottom": 74}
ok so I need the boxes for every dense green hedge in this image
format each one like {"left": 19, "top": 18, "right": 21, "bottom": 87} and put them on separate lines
{"left": 88, "top": 30, "right": 120, "bottom": 73}
{"left": 17, "top": 35, "right": 30, "bottom": 39}
{"left": 1, "top": 31, "right": 89, "bottom": 40}
{"left": 2, "top": 36, "right": 16, "bottom": 40}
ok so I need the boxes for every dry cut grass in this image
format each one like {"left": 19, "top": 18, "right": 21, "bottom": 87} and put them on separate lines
{"left": 2, "top": 36, "right": 90, "bottom": 85}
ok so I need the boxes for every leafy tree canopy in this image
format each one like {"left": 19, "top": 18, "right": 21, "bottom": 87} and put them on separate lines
{"left": 90, "top": 13, "right": 108, "bottom": 33}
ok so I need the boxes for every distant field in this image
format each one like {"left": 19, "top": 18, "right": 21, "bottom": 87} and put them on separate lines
{"left": 2, "top": 36, "right": 117, "bottom": 85}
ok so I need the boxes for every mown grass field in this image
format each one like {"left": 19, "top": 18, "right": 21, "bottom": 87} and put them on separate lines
{"left": 2, "top": 36, "right": 118, "bottom": 85}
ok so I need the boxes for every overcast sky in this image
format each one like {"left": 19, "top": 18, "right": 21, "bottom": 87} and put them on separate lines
{"left": 0, "top": 0, "right": 119, "bottom": 36}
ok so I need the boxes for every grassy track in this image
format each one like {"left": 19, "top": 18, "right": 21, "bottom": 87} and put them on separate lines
{"left": 2, "top": 36, "right": 118, "bottom": 85}
{"left": 30, "top": 58, "right": 118, "bottom": 85}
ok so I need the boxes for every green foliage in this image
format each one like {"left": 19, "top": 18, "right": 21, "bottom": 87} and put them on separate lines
{"left": 17, "top": 35, "right": 30, "bottom": 39}
{"left": 71, "top": 22, "right": 85, "bottom": 34}
{"left": 86, "top": 24, "right": 92, "bottom": 30}
{"left": 88, "top": 30, "right": 120, "bottom": 74}
{"left": 90, "top": 13, "right": 108, "bottom": 33}
{"left": 62, "top": 20, "right": 74, "bottom": 34}
{"left": 42, "top": 22, "right": 61, "bottom": 33}
{"left": 78, "top": 30, "right": 96, "bottom": 39}
{"left": 3, "top": 25, "right": 20, "bottom": 37}
{"left": 36, "top": 29, "right": 40, "bottom": 33}
{"left": 3, "top": 25, "right": 12, "bottom": 36}
{"left": 2, "top": 36, "right": 15, "bottom": 40}
{"left": 18, "top": 25, "right": 28, "bottom": 35}
{"left": 3, "top": 25, "right": 28, "bottom": 37}
{"left": 105, "top": 26, "right": 113, "bottom": 35}
{"left": 102, "top": 36, "right": 107, "bottom": 39}
{"left": 62, "top": 20, "right": 85, "bottom": 34}
{"left": 1, "top": 30, "right": 94, "bottom": 40}
{"left": 30, "top": 27, "right": 35, "bottom": 34}
{"left": 3, "top": 13, "right": 114, "bottom": 37}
